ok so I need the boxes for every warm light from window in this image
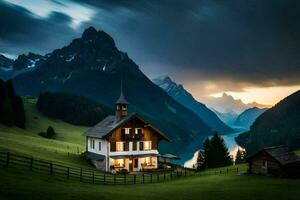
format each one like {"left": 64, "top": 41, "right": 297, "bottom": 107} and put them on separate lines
{"left": 143, "top": 141, "right": 152, "bottom": 150}
{"left": 114, "top": 159, "right": 125, "bottom": 167}
{"left": 116, "top": 142, "right": 124, "bottom": 152}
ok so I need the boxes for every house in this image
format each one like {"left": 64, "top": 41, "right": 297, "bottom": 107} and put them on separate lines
{"left": 247, "top": 146, "right": 300, "bottom": 178}
{"left": 83, "top": 88, "right": 170, "bottom": 172}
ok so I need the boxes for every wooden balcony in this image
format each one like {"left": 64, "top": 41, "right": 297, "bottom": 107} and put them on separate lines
{"left": 121, "top": 133, "right": 143, "bottom": 140}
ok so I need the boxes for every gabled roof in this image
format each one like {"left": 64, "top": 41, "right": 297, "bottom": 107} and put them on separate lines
{"left": 159, "top": 153, "right": 181, "bottom": 160}
{"left": 83, "top": 113, "right": 170, "bottom": 141}
{"left": 248, "top": 146, "right": 299, "bottom": 166}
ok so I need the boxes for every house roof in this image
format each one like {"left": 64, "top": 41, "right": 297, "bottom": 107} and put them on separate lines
{"left": 159, "top": 153, "right": 181, "bottom": 160}
{"left": 84, "top": 152, "right": 105, "bottom": 161}
{"left": 248, "top": 146, "right": 299, "bottom": 166}
{"left": 83, "top": 113, "right": 170, "bottom": 141}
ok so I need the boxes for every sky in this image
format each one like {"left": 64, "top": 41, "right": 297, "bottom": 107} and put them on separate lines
{"left": 0, "top": 0, "right": 300, "bottom": 105}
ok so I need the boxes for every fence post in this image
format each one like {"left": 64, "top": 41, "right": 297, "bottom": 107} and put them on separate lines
{"left": 29, "top": 158, "right": 33, "bottom": 171}
{"left": 114, "top": 174, "right": 116, "bottom": 185}
{"left": 185, "top": 168, "right": 187, "bottom": 176}
{"left": 6, "top": 152, "right": 10, "bottom": 167}
{"left": 176, "top": 171, "right": 178, "bottom": 177}
{"left": 164, "top": 172, "right": 166, "bottom": 181}
{"left": 227, "top": 168, "right": 229, "bottom": 174}
{"left": 150, "top": 174, "right": 153, "bottom": 183}
{"left": 104, "top": 174, "right": 106, "bottom": 185}
{"left": 80, "top": 168, "right": 82, "bottom": 181}
{"left": 92, "top": 171, "right": 95, "bottom": 184}
{"left": 124, "top": 174, "right": 126, "bottom": 185}
{"left": 142, "top": 173, "right": 145, "bottom": 184}
{"left": 49, "top": 163, "right": 53, "bottom": 175}
{"left": 237, "top": 167, "right": 239, "bottom": 173}
{"left": 134, "top": 174, "right": 136, "bottom": 184}
{"left": 170, "top": 171, "right": 173, "bottom": 180}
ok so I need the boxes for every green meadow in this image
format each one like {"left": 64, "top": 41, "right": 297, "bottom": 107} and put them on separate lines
{"left": 0, "top": 98, "right": 300, "bottom": 200}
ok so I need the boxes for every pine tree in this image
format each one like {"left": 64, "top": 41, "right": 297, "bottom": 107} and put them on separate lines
{"left": 203, "top": 133, "right": 233, "bottom": 168}
{"left": 196, "top": 150, "right": 205, "bottom": 171}
{"left": 203, "top": 137, "right": 211, "bottom": 168}
{"left": 46, "top": 126, "right": 55, "bottom": 139}
{"left": 235, "top": 148, "right": 246, "bottom": 164}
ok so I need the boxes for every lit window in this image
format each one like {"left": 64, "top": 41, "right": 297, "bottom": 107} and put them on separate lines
{"left": 125, "top": 128, "right": 131, "bottom": 134}
{"left": 122, "top": 105, "right": 127, "bottom": 110}
{"left": 143, "top": 141, "right": 152, "bottom": 150}
{"left": 99, "top": 142, "right": 101, "bottom": 151}
{"left": 116, "top": 142, "right": 124, "bottom": 152}
{"left": 114, "top": 159, "right": 125, "bottom": 168}
{"left": 143, "top": 157, "right": 152, "bottom": 166}
{"left": 135, "top": 128, "right": 142, "bottom": 134}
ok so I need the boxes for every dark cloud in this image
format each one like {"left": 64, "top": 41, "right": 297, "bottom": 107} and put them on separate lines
{"left": 0, "top": 1, "right": 79, "bottom": 55}
{"left": 1, "top": 0, "right": 300, "bottom": 90}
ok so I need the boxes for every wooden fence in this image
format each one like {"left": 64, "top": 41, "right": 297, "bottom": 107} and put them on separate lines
{"left": 0, "top": 151, "right": 198, "bottom": 185}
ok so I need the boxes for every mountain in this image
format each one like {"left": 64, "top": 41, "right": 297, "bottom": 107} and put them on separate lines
{"left": 212, "top": 109, "right": 238, "bottom": 127}
{"left": 203, "top": 93, "right": 271, "bottom": 114}
{"left": 234, "top": 107, "right": 268, "bottom": 130}
{"left": 236, "top": 90, "right": 300, "bottom": 154}
{"left": 13, "top": 52, "right": 46, "bottom": 70}
{"left": 0, "top": 54, "right": 13, "bottom": 69}
{"left": 153, "top": 76, "right": 233, "bottom": 133}
{"left": 0, "top": 53, "right": 46, "bottom": 80}
{"left": 11, "top": 27, "right": 212, "bottom": 160}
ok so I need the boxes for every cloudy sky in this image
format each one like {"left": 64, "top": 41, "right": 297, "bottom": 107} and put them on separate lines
{"left": 1, "top": 0, "right": 300, "bottom": 105}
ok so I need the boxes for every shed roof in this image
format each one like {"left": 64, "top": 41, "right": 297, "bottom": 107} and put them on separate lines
{"left": 248, "top": 146, "right": 299, "bottom": 166}
{"left": 83, "top": 113, "right": 170, "bottom": 141}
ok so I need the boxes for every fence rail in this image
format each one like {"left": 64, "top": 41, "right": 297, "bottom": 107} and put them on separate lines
{"left": 0, "top": 151, "right": 199, "bottom": 185}
{"left": 0, "top": 151, "right": 240, "bottom": 185}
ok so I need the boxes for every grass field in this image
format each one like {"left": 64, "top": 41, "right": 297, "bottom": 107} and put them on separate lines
{"left": 0, "top": 97, "right": 90, "bottom": 168}
{"left": 1, "top": 167, "right": 300, "bottom": 200}
{"left": 296, "top": 151, "right": 300, "bottom": 156}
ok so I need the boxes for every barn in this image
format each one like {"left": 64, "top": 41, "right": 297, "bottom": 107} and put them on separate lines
{"left": 247, "top": 146, "right": 300, "bottom": 178}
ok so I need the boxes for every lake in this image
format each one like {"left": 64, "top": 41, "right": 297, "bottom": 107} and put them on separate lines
{"left": 184, "top": 131, "right": 244, "bottom": 168}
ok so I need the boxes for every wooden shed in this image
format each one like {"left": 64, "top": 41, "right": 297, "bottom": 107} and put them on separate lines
{"left": 247, "top": 146, "right": 300, "bottom": 178}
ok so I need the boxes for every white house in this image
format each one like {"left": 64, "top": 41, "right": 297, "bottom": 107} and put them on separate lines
{"left": 83, "top": 89, "right": 170, "bottom": 172}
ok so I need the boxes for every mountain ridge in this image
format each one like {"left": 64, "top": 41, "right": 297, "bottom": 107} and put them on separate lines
{"left": 153, "top": 76, "right": 233, "bottom": 133}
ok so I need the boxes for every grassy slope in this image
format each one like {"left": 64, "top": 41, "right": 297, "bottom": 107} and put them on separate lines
{"left": 296, "top": 151, "right": 300, "bottom": 156}
{"left": 0, "top": 97, "right": 90, "bottom": 168}
{"left": 1, "top": 167, "right": 300, "bottom": 200}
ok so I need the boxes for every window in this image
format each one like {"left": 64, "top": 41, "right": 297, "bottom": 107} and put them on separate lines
{"left": 98, "top": 142, "right": 101, "bottom": 151}
{"left": 114, "top": 159, "right": 125, "bottom": 168}
{"left": 125, "top": 128, "right": 131, "bottom": 134}
{"left": 143, "top": 141, "right": 152, "bottom": 150}
{"left": 135, "top": 128, "right": 142, "bottom": 134}
{"left": 262, "top": 160, "right": 268, "bottom": 168}
{"left": 143, "top": 157, "right": 153, "bottom": 166}
{"left": 116, "top": 142, "right": 124, "bottom": 152}
{"left": 122, "top": 105, "right": 127, "bottom": 110}
{"left": 90, "top": 139, "right": 95, "bottom": 149}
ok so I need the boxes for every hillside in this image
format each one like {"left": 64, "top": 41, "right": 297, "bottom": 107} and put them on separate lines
{"left": 37, "top": 92, "right": 112, "bottom": 126}
{"left": 11, "top": 27, "right": 212, "bottom": 159}
{"left": 0, "top": 97, "right": 90, "bottom": 168}
{"left": 153, "top": 76, "right": 232, "bottom": 133}
{"left": 1, "top": 166, "right": 300, "bottom": 200}
{"left": 236, "top": 90, "right": 300, "bottom": 154}
{"left": 234, "top": 107, "right": 268, "bottom": 130}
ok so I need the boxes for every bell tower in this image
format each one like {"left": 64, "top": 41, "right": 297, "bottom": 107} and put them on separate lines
{"left": 115, "top": 83, "right": 128, "bottom": 117}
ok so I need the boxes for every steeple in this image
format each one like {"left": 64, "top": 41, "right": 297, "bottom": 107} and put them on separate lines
{"left": 115, "top": 82, "right": 128, "bottom": 117}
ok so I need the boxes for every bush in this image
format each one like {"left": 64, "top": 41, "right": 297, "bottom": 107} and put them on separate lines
{"left": 39, "top": 126, "right": 55, "bottom": 139}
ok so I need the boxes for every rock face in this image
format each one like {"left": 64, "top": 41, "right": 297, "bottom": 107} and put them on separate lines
{"left": 236, "top": 90, "right": 300, "bottom": 154}
{"left": 0, "top": 54, "right": 13, "bottom": 69}
{"left": 12, "top": 27, "right": 213, "bottom": 161}
{"left": 153, "top": 76, "right": 233, "bottom": 133}
{"left": 234, "top": 107, "right": 267, "bottom": 130}
{"left": 13, "top": 52, "right": 45, "bottom": 70}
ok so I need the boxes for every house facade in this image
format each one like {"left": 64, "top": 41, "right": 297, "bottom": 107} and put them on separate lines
{"left": 83, "top": 89, "right": 170, "bottom": 172}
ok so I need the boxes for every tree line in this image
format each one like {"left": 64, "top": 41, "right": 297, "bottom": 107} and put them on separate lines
{"left": 0, "top": 79, "right": 25, "bottom": 129}
{"left": 37, "top": 92, "right": 112, "bottom": 126}
{"left": 196, "top": 133, "right": 246, "bottom": 170}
